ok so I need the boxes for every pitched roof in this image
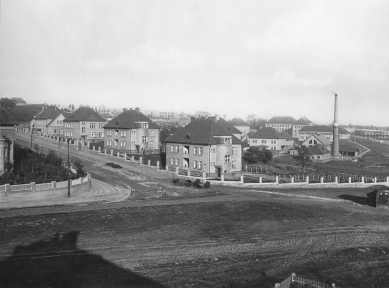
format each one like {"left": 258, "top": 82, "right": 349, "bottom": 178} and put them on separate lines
{"left": 308, "top": 144, "right": 331, "bottom": 155}
{"left": 64, "top": 106, "right": 107, "bottom": 122}
{"left": 217, "top": 118, "right": 242, "bottom": 134}
{"left": 165, "top": 119, "right": 242, "bottom": 145}
{"left": 247, "top": 114, "right": 256, "bottom": 118}
{"left": 11, "top": 97, "right": 27, "bottom": 104}
{"left": 34, "top": 106, "right": 63, "bottom": 120}
{"left": 295, "top": 117, "right": 313, "bottom": 125}
{"left": 103, "top": 110, "right": 159, "bottom": 129}
{"left": 339, "top": 139, "right": 360, "bottom": 152}
{"left": 229, "top": 117, "right": 249, "bottom": 126}
{"left": 267, "top": 116, "right": 297, "bottom": 124}
{"left": 46, "top": 112, "right": 70, "bottom": 127}
{"left": 305, "top": 133, "right": 332, "bottom": 146}
{"left": 250, "top": 127, "right": 293, "bottom": 140}
{"left": 300, "top": 125, "right": 350, "bottom": 134}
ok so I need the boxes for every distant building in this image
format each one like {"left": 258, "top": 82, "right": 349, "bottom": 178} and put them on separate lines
{"left": 64, "top": 106, "right": 107, "bottom": 142}
{"left": 31, "top": 106, "right": 64, "bottom": 135}
{"left": 0, "top": 110, "right": 15, "bottom": 174}
{"left": 216, "top": 117, "right": 243, "bottom": 140}
{"left": 299, "top": 125, "right": 350, "bottom": 141}
{"left": 103, "top": 108, "right": 160, "bottom": 153}
{"left": 229, "top": 118, "right": 250, "bottom": 139}
{"left": 248, "top": 127, "right": 294, "bottom": 152}
{"left": 11, "top": 97, "right": 27, "bottom": 106}
{"left": 266, "top": 116, "right": 313, "bottom": 138}
{"left": 46, "top": 112, "right": 69, "bottom": 137}
{"left": 246, "top": 114, "right": 258, "bottom": 124}
{"left": 194, "top": 111, "right": 211, "bottom": 119}
{"left": 307, "top": 145, "right": 332, "bottom": 163}
{"left": 165, "top": 117, "right": 242, "bottom": 178}
{"left": 302, "top": 133, "right": 332, "bottom": 151}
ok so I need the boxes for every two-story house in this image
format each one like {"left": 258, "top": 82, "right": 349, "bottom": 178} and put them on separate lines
{"left": 229, "top": 118, "right": 250, "bottom": 140}
{"left": 31, "top": 106, "right": 64, "bottom": 135}
{"left": 266, "top": 116, "right": 314, "bottom": 138}
{"left": 248, "top": 127, "right": 294, "bottom": 152}
{"left": 103, "top": 108, "right": 160, "bottom": 153}
{"left": 63, "top": 106, "right": 107, "bottom": 142}
{"left": 165, "top": 117, "right": 242, "bottom": 178}
{"left": 46, "top": 112, "right": 69, "bottom": 137}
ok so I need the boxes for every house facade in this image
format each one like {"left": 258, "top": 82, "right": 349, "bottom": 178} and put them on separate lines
{"left": 308, "top": 144, "right": 332, "bottom": 163}
{"left": 46, "top": 113, "right": 68, "bottom": 137}
{"left": 103, "top": 108, "right": 160, "bottom": 153}
{"left": 248, "top": 127, "right": 294, "bottom": 152}
{"left": 31, "top": 106, "right": 63, "bottom": 135}
{"left": 299, "top": 125, "right": 350, "bottom": 141}
{"left": 63, "top": 106, "right": 107, "bottom": 142}
{"left": 165, "top": 117, "right": 242, "bottom": 177}
{"left": 0, "top": 111, "right": 15, "bottom": 174}
{"left": 302, "top": 133, "right": 332, "bottom": 151}
{"left": 266, "top": 116, "right": 313, "bottom": 138}
{"left": 229, "top": 118, "right": 250, "bottom": 139}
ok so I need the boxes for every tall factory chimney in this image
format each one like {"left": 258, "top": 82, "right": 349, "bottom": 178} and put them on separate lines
{"left": 333, "top": 93, "right": 340, "bottom": 159}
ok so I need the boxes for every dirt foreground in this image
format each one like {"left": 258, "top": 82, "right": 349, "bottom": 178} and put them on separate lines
{"left": 1, "top": 185, "right": 389, "bottom": 288}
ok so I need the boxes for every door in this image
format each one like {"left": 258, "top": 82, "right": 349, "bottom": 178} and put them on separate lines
{"left": 378, "top": 191, "right": 389, "bottom": 207}
{"left": 216, "top": 167, "right": 221, "bottom": 178}
{"left": 136, "top": 145, "right": 140, "bottom": 153}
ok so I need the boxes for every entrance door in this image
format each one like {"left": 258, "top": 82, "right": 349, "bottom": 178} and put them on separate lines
{"left": 216, "top": 167, "right": 221, "bottom": 178}
{"left": 135, "top": 145, "right": 140, "bottom": 153}
{"left": 378, "top": 191, "right": 389, "bottom": 207}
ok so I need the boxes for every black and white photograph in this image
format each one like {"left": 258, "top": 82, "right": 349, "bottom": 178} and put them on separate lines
{"left": 1, "top": 0, "right": 389, "bottom": 287}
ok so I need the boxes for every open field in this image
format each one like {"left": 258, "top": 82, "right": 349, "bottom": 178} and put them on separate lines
{"left": 1, "top": 188, "right": 389, "bottom": 287}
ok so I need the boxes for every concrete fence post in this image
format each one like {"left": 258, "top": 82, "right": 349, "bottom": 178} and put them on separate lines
{"left": 98, "top": 147, "right": 101, "bottom": 153}
{"left": 52, "top": 181, "right": 56, "bottom": 190}
{"left": 5, "top": 184, "right": 10, "bottom": 195}
{"left": 348, "top": 177, "right": 352, "bottom": 183}
{"left": 221, "top": 174, "right": 225, "bottom": 182}
{"left": 156, "top": 161, "right": 160, "bottom": 169}
{"left": 139, "top": 156, "right": 143, "bottom": 164}
{"left": 93, "top": 145, "right": 95, "bottom": 151}
{"left": 386, "top": 176, "right": 389, "bottom": 183}
{"left": 374, "top": 177, "right": 377, "bottom": 183}
{"left": 132, "top": 156, "right": 135, "bottom": 161}
{"left": 320, "top": 176, "right": 324, "bottom": 183}
{"left": 117, "top": 152, "right": 120, "bottom": 158}
{"left": 104, "top": 148, "right": 107, "bottom": 154}
{"left": 165, "top": 164, "right": 169, "bottom": 171}
{"left": 275, "top": 176, "right": 279, "bottom": 184}
{"left": 306, "top": 175, "right": 309, "bottom": 183}
{"left": 175, "top": 167, "right": 178, "bottom": 174}
{"left": 334, "top": 176, "right": 338, "bottom": 183}
{"left": 240, "top": 175, "right": 244, "bottom": 183}
{"left": 291, "top": 176, "right": 294, "bottom": 183}
{"left": 361, "top": 176, "right": 365, "bottom": 183}
{"left": 259, "top": 177, "right": 262, "bottom": 183}
{"left": 148, "top": 160, "right": 151, "bottom": 166}
{"left": 110, "top": 150, "right": 113, "bottom": 156}
{"left": 30, "top": 182, "right": 36, "bottom": 193}
{"left": 124, "top": 153, "right": 127, "bottom": 160}
{"left": 187, "top": 170, "right": 190, "bottom": 176}
{"left": 203, "top": 171, "right": 207, "bottom": 179}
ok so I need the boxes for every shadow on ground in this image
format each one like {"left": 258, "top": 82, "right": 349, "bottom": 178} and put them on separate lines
{"left": 338, "top": 194, "right": 367, "bottom": 205}
{"left": 0, "top": 231, "right": 164, "bottom": 288}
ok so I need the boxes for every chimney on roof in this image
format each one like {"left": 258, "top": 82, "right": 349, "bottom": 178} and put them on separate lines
{"left": 123, "top": 108, "right": 127, "bottom": 112}
{"left": 135, "top": 107, "right": 140, "bottom": 113}
{"left": 190, "top": 117, "right": 196, "bottom": 123}
{"left": 129, "top": 108, "right": 133, "bottom": 111}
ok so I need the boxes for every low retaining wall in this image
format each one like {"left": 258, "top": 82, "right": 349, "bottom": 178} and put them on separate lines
{"left": 0, "top": 175, "right": 91, "bottom": 202}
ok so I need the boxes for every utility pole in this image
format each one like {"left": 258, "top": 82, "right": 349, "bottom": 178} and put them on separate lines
{"left": 30, "top": 124, "right": 34, "bottom": 148}
{"left": 68, "top": 140, "right": 70, "bottom": 198}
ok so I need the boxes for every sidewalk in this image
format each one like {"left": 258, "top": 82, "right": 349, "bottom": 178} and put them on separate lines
{"left": 0, "top": 178, "right": 131, "bottom": 209}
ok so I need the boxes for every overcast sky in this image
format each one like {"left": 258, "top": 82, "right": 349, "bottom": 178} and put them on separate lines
{"left": 2, "top": 0, "right": 389, "bottom": 125}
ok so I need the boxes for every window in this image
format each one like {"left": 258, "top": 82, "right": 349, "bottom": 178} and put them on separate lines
{"left": 132, "top": 130, "right": 136, "bottom": 134}
{"left": 183, "top": 158, "right": 189, "bottom": 167}
{"left": 90, "top": 123, "right": 95, "bottom": 128}
{"left": 99, "top": 123, "right": 104, "bottom": 128}
{"left": 175, "top": 158, "right": 179, "bottom": 166}
{"left": 171, "top": 158, "right": 174, "bottom": 165}
{"left": 90, "top": 132, "right": 95, "bottom": 138}
{"left": 232, "top": 147, "right": 237, "bottom": 154}
{"left": 224, "top": 138, "right": 231, "bottom": 144}
{"left": 171, "top": 145, "right": 174, "bottom": 152}
{"left": 198, "top": 161, "right": 202, "bottom": 169}
{"left": 194, "top": 147, "right": 198, "bottom": 155}
{"left": 183, "top": 146, "right": 189, "bottom": 154}
{"left": 232, "top": 162, "right": 236, "bottom": 169}
{"left": 142, "top": 136, "right": 148, "bottom": 143}
{"left": 99, "top": 132, "right": 104, "bottom": 137}
{"left": 150, "top": 141, "right": 154, "bottom": 148}
{"left": 193, "top": 160, "right": 198, "bottom": 169}
{"left": 115, "top": 130, "right": 119, "bottom": 137}
{"left": 262, "top": 140, "right": 266, "bottom": 144}
{"left": 82, "top": 127, "right": 85, "bottom": 133}
{"left": 82, "top": 122, "right": 86, "bottom": 125}
{"left": 174, "top": 145, "right": 178, "bottom": 152}
{"left": 107, "top": 140, "right": 110, "bottom": 146}
{"left": 225, "top": 155, "right": 231, "bottom": 163}
{"left": 150, "top": 130, "right": 155, "bottom": 137}
{"left": 198, "top": 147, "right": 203, "bottom": 155}
{"left": 107, "top": 130, "right": 112, "bottom": 136}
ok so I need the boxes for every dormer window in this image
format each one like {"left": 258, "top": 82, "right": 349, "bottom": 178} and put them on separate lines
{"left": 185, "top": 133, "right": 191, "bottom": 139}
{"left": 224, "top": 137, "right": 231, "bottom": 144}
